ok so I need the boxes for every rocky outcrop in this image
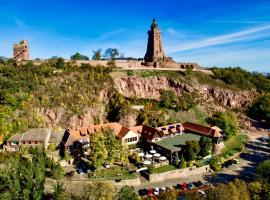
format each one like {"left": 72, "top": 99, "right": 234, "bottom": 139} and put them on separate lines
{"left": 114, "top": 76, "right": 255, "bottom": 109}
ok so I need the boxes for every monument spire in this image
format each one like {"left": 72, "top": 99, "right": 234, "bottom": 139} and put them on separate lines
{"left": 144, "top": 18, "right": 165, "bottom": 63}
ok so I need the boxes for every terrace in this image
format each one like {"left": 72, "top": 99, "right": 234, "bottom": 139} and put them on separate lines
{"left": 155, "top": 132, "right": 201, "bottom": 151}
{"left": 152, "top": 133, "right": 201, "bottom": 162}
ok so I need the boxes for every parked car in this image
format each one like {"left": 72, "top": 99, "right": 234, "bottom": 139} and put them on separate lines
{"left": 181, "top": 182, "right": 188, "bottom": 190}
{"left": 153, "top": 188, "right": 160, "bottom": 195}
{"left": 188, "top": 182, "right": 193, "bottom": 190}
{"left": 138, "top": 189, "right": 147, "bottom": 196}
{"left": 198, "top": 190, "right": 206, "bottom": 197}
{"left": 147, "top": 188, "right": 154, "bottom": 196}
{"left": 160, "top": 187, "right": 166, "bottom": 193}
{"left": 176, "top": 184, "right": 181, "bottom": 190}
{"left": 193, "top": 181, "right": 202, "bottom": 187}
{"left": 104, "top": 163, "right": 111, "bottom": 168}
{"left": 222, "top": 160, "right": 234, "bottom": 168}
{"left": 77, "top": 168, "right": 84, "bottom": 174}
{"left": 231, "top": 159, "right": 239, "bottom": 164}
{"left": 203, "top": 181, "right": 212, "bottom": 186}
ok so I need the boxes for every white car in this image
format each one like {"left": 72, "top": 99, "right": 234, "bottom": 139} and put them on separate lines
{"left": 104, "top": 163, "right": 111, "bottom": 168}
{"left": 198, "top": 190, "right": 206, "bottom": 197}
{"left": 153, "top": 188, "right": 160, "bottom": 195}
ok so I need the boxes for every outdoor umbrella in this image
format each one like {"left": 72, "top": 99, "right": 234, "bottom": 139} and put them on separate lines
{"left": 153, "top": 153, "right": 161, "bottom": 157}
{"left": 145, "top": 154, "right": 153, "bottom": 159}
{"left": 149, "top": 150, "right": 156, "bottom": 154}
{"left": 137, "top": 152, "right": 145, "bottom": 157}
{"left": 159, "top": 156, "right": 166, "bottom": 161}
{"left": 143, "top": 160, "right": 152, "bottom": 165}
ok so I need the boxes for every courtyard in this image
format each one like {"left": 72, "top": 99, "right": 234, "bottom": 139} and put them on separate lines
{"left": 155, "top": 133, "right": 201, "bottom": 151}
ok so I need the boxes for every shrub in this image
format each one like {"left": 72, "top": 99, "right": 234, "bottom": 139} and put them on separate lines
{"left": 207, "top": 111, "right": 238, "bottom": 140}
{"left": 209, "top": 156, "right": 222, "bottom": 172}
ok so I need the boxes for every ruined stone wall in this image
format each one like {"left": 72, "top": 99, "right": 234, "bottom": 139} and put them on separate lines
{"left": 13, "top": 40, "right": 29, "bottom": 61}
{"left": 26, "top": 59, "right": 201, "bottom": 70}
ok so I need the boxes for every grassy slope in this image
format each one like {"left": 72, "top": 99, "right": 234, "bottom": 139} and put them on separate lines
{"left": 0, "top": 62, "right": 113, "bottom": 142}
{"left": 1, "top": 62, "right": 268, "bottom": 143}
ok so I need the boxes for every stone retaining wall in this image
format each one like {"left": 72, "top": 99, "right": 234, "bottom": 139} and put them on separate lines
{"left": 144, "top": 165, "right": 210, "bottom": 182}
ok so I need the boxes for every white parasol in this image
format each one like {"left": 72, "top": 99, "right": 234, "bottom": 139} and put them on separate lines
{"left": 150, "top": 150, "right": 156, "bottom": 154}
{"left": 145, "top": 154, "right": 153, "bottom": 159}
{"left": 143, "top": 160, "right": 152, "bottom": 165}
{"left": 137, "top": 152, "right": 145, "bottom": 157}
{"left": 159, "top": 156, "right": 166, "bottom": 161}
{"left": 153, "top": 153, "right": 161, "bottom": 157}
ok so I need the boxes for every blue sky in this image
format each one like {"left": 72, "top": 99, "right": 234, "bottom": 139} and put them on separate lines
{"left": 1, "top": 0, "right": 270, "bottom": 72}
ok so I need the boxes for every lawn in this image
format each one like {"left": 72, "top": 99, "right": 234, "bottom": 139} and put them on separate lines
{"left": 221, "top": 134, "right": 248, "bottom": 156}
{"left": 89, "top": 166, "right": 136, "bottom": 181}
{"left": 151, "top": 164, "right": 178, "bottom": 174}
{"left": 155, "top": 133, "right": 201, "bottom": 151}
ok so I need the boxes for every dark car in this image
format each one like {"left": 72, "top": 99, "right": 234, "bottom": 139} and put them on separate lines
{"left": 138, "top": 189, "right": 147, "bottom": 196}
{"left": 193, "top": 181, "right": 202, "bottom": 187}
{"left": 188, "top": 182, "right": 193, "bottom": 190}
{"left": 176, "top": 184, "right": 181, "bottom": 190}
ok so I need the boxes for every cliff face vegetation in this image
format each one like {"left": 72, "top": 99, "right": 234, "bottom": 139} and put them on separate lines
{"left": 0, "top": 59, "right": 269, "bottom": 143}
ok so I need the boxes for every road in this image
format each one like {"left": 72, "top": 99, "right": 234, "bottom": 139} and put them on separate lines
{"left": 132, "top": 131, "right": 270, "bottom": 191}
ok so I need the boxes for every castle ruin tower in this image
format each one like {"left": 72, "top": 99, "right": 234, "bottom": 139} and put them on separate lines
{"left": 144, "top": 18, "right": 166, "bottom": 63}
{"left": 13, "top": 40, "right": 29, "bottom": 61}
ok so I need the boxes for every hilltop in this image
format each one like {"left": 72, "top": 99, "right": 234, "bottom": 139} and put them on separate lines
{"left": 0, "top": 58, "right": 269, "bottom": 143}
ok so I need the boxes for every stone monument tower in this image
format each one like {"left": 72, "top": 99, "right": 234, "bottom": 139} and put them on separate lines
{"left": 144, "top": 18, "right": 166, "bottom": 63}
{"left": 13, "top": 40, "right": 29, "bottom": 61}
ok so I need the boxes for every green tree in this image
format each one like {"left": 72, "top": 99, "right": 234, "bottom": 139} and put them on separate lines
{"left": 118, "top": 186, "right": 138, "bottom": 200}
{"left": 92, "top": 49, "right": 102, "bottom": 60}
{"left": 50, "top": 163, "right": 64, "bottom": 180}
{"left": 248, "top": 181, "right": 262, "bottom": 200}
{"left": 173, "top": 152, "right": 180, "bottom": 167}
{"left": 104, "top": 129, "right": 120, "bottom": 164}
{"left": 175, "top": 92, "right": 196, "bottom": 111}
{"left": 103, "top": 48, "right": 119, "bottom": 60}
{"left": 257, "top": 160, "right": 270, "bottom": 182}
{"left": 199, "top": 137, "right": 213, "bottom": 157}
{"left": 0, "top": 147, "right": 52, "bottom": 200}
{"left": 89, "top": 132, "right": 108, "bottom": 169}
{"left": 157, "top": 189, "right": 177, "bottom": 200}
{"left": 86, "top": 182, "right": 116, "bottom": 200}
{"left": 185, "top": 140, "right": 200, "bottom": 161}
{"left": 233, "top": 179, "right": 250, "bottom": 200}
{"left": 179, "top": 154, "right": 187, "bottom": 169}
{"left": 207, "top": 111, "right": 238, "bottom": 139}
{"left": 209, "top": 156, "right": 222, "bottom": 172}
{"left": 53, "top": 181, "right": 71, "bottom": 200}
{"left": 249, "top": 94, "right": 270, "bottom": 122}
{"left": 159, "top": 90, "right": 177, "bottom": 109}
{"left": 70, "top": 52, "right": 89, "bottom": 60}
{"left": 106, "top": 92, "right": 128, "bottom": 122}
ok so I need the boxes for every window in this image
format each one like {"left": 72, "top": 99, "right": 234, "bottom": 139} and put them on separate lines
{"left": 125, "top": 137, "right": 138, "bottom": 143}
{"left": 35, "top": 141, "right": 38, "bottom": 144}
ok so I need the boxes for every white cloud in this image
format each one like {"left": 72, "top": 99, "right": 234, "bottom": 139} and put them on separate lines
{"left": 166, "top": 24, "right": 270, "bottom": 53}
{"left": 209, "top": 20, "right": 270, "bottom": 24}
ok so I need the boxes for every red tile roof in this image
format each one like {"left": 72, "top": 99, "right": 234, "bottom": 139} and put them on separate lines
{"left": 62, "top": 123, "right": 138, "bottom": 146}
{"left": 182, "top": 122, "right": 222, "bottom": 138}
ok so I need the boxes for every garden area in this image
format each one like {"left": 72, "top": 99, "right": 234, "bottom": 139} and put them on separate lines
{"left": 88, "top": 166, "right": 136, "bottom": 181}
{"left": 148, "top": 164, "right": 177, "bottom": 174}
{"left": 209, "top": 134, "right": 248, "bottom": 171}
{"left": 221, "top": 134, "right": 248, "bottom": 157}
